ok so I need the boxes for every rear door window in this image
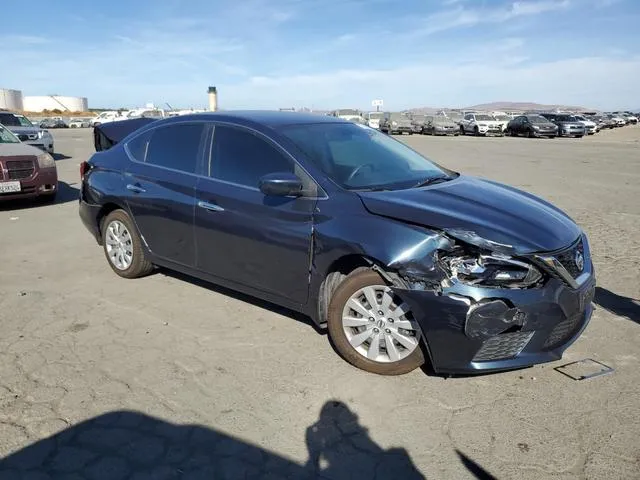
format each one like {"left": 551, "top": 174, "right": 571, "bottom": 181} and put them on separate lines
{"left": 144, "top": 123, "right": 205, "bottom": 174}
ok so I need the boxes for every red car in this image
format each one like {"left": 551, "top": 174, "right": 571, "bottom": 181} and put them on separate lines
{"left": 0, "top": 124, "right": 58, "bottom": 202}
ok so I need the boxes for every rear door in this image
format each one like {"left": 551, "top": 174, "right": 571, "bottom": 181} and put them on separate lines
{"left": 124, "top": 122, "right": 207, "bottom": 267}
{"left": 194, "top": 124, "right": 316, "bottom": 304}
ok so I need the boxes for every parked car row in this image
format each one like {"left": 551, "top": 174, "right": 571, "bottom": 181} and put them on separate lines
{"left": 360, "top": 109, "right": 639, "bottom": 139}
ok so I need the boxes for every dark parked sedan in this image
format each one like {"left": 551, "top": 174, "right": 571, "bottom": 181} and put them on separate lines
{"left": 79, "top": 112, "right": 596, "bottom": 376}
{"left": 539, "top": 113, "right": 586, "bottom": 138}
{"left": 505, "top": 114, "right": 558, "bottom": 138}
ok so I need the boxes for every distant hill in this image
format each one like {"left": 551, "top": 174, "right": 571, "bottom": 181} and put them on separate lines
{"left": 405, "top": 101, "right": 595, "bottom": 114}
{"left": 465, "top": 101, "right": 589, "bottom": 112}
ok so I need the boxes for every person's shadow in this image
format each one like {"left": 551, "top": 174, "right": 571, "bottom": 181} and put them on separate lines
{"left": 303, "top": 400, "right": 425, "bottom": 479}
{"left": 0, "top": 402, "right": 431, "bottom": 479}
{"left": 0, "top": 400, "right": 496, "bottom": 479}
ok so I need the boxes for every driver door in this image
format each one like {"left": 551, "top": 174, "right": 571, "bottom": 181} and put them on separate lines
{"left": 194, "top": 124, "right": 317, "bottom": 304}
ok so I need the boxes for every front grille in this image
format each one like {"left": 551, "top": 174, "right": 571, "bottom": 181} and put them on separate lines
{"left": 543, "top": 313, "right": 582, "bottom": 349}
{"left": 6, "top": 160, "right": 35, "bottom": 180}
{"left": 472, "top": 331, "right": 534, "bottom": 362}
{"left": 556, "top": 239, "right": 584, "bottom": 278}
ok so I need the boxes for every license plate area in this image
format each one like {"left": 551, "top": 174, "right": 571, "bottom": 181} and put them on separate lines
{"left": 0, "top": 181, "right": 21, "bottom": 193}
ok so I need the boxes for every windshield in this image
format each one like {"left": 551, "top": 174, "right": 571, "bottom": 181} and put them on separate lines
{"left": 494, "top": 115, "right": 510, "bottom": 121}
{"left": 14, "top": 115, "right": 34, "bottom": 127}
{"left": 445, "top": 112, "right": 462, "bottom": 121}
{"left": 528, "top": 115, "right": 549, "bottom": 124}
{"left": 433, "top": 117, "right": 451, "bottom": 124}
{"left": 368, "top": 112, "right": 383, "bottom": 119}
{"left": 280, "top": 123, "right": 451, "bottom": 191}
{"left": 0, "top": 113, "right": 21, "bottom": 127}
{"left": 475, "top": 114, "right": 493, "bottom": 121}
{"left": 390, "top": 113, "right": 408, "bottom": 120}
{"left": 0, "top": 125, "right": 20, "bottom": 143}
{"left": 411, "top": 115, "right": 426, "bottom": 122}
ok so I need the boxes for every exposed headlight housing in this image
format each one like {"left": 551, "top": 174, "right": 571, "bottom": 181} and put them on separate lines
{"left": 37, "top": 152, "right": 55, "bottom": 169}
{"left": 446, "top": 253, "right": 543, "bottom": 288}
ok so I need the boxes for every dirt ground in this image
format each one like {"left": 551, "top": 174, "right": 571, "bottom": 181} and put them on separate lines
{"left": 0, "top": 126, "right": 638, "bottom": 479}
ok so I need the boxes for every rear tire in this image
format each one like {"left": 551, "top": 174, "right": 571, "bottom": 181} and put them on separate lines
{"left": 327, "top": 269, "right": 425, "bottom": 376}
{"left": 102, "top": 209, "right": 153, "bottom": 279}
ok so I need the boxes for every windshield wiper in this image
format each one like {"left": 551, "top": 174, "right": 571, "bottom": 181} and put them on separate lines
{"left": 412, "top": 175, "right": 451, "bottom": 188}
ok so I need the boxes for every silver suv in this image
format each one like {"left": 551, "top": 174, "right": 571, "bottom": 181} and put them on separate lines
{"left": 0, "top": 111, "right": 54, "bottom": 154}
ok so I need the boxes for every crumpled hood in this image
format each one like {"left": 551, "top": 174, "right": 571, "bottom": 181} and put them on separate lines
{"left": 357, "top": 175, "right": 581, "bottom": 254}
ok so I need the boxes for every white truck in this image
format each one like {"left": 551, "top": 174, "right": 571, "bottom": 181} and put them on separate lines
{"left": 89, "top": 111, "right": 129, "bottom": 127}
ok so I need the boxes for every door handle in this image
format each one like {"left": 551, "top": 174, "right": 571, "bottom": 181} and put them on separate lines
{"left": 197, "top": 201, "right": 225, "bottom": 212}
{"left": 126, "top": 184, "right": 146, "bottom": 194}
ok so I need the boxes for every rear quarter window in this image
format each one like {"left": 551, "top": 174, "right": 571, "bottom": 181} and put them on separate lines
{"left": 125, "top": 130, "right": 152, "bottom": 161}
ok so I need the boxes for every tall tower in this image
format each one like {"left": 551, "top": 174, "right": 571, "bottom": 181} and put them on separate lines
{"left": 207, "top": 86, "right": 218, "bottom": 112}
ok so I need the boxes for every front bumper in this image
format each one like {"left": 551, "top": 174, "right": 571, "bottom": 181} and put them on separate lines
{"left": 477, "top": 126, "right": 503, "bottom": 136}
{"left": 433, "top": 127, "right": 458, "bottom": 135}
{"left": 23, "top": 139, "right": 54, "bottom": 154}
{"left": 0, "top": 167, "right": 57, "bottom": 202}
{"left": 392, "top": 250, "right": 596, "bottom": 374}
{"left": 392, "top": 126, "right": 413, "bottom": 134}
{"left": 559, "top": 128, "right": 586, "bottom": 137}
{"left": 532, "top": 129, "right": 558, "bottom": 137}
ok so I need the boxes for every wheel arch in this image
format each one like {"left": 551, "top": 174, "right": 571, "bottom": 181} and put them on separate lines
{"left": 316, "top": 254, "right": 388, "bottom": 329}
{"left": 96, "top": 201, "right": 129, "bottom": 245}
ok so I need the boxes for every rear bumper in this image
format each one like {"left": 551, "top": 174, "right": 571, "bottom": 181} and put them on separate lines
{"left": 393, "top": 271, "right": 596, "bottom": 375}
{"left": 79, "top": 198, "right": 103, "bottom": 244}
{"left": 0, "top": 167, "right": 57, "bottom": 202}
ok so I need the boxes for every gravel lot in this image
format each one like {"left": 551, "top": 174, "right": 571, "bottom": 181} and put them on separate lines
{"left": 1, "top": 126, "right": 639, "bottom": 479}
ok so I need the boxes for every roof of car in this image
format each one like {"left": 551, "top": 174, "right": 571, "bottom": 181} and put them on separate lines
{"left": 167, "top": 110, "right": 348, "bottom": 127}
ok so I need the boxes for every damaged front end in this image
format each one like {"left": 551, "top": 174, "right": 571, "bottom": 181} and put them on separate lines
{"left": 375, "top": 229, "right": 596, "bottom": 374}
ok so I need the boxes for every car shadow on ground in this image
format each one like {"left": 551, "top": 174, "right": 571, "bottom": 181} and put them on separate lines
{"left": 0, "top": 400, "right": 485, "bottom": 479}
{"left": 159, "top": 268, "right": 327, "bottom": 335}
{"left": 0, "top": 181, "right": 78, "bottom": 212}
{"left": 594, "top": 286, "right": 640, "bottom": 324}
{"left": 53, "top": 153, "right": 72, "bottom": 160}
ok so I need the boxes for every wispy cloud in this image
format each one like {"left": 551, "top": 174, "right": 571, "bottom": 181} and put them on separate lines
{"left": 410, "top": 0, "right": 571, "bottom": 36}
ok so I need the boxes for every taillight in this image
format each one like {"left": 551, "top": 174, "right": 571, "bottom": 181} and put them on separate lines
{"left": 80, "top": 161, "right": 90, "bottom": 180}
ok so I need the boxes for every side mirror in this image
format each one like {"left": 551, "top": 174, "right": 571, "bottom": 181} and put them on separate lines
{"left": 259, "top": 172, "right": 303, "bottom": 197}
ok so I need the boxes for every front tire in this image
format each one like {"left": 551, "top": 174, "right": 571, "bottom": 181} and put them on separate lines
{"left": 102, "top": 210, "right": 153, "bottom": 279}
{"left": 327, "top": 269, "right": 425, "bottom": 375}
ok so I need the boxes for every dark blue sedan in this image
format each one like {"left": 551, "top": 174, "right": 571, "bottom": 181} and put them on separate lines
{"left": 79, "top": 111, "right": 596, "bottom": 375}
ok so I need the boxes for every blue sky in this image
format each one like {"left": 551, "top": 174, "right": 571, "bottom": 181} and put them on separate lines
{"left": 3, "top": 0, "right": 640, "bottom": 110}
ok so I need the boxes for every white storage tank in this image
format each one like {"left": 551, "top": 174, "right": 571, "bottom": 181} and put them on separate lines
{"left": 23, "top": 95, "right": 88, "bottom": 113}
{"left": 0, "top": 88, "right": 24, "bottom": 111}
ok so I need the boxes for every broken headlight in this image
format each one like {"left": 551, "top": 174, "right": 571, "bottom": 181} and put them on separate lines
{"left": 447, "top": 254, "right": 542, "bottom": 288}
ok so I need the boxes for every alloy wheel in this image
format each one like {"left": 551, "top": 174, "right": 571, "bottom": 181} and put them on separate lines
{"left": 105, "top": 220, "right": 134, "bottom": 270}
{"left": 341, "top": 285, "right": 422, "bottom": 363}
